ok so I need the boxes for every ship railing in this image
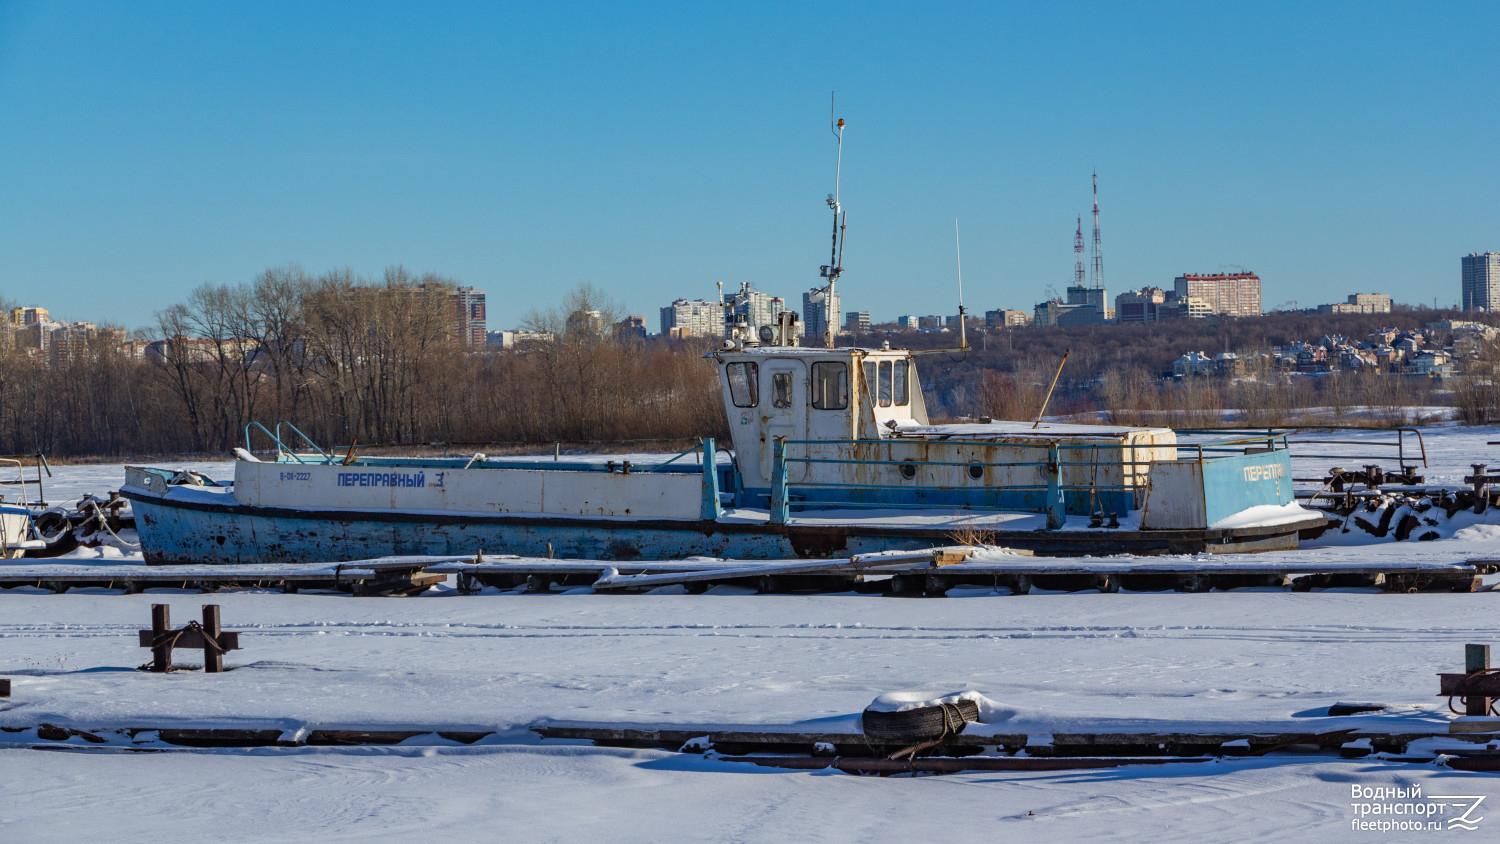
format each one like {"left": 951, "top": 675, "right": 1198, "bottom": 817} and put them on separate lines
{"left": 647, "top": 439, "right": 710, "bottom": 472}
{"left": 1176, "top": 426, "right": 1426, "bottom": 486}
{"left": 0, "top": 453, "right": 49, "bottom": 508}
{"left": 0, "top": 457, "right": 38, "bottom": 509}
{"left": 243, "top": 422, "right": 335, "bottom": 465}
{"left": 768, "top": 433, "right": 1291, "bottom": 529}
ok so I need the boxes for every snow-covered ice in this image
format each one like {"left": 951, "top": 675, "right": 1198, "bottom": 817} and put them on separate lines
{"left": 4, "top": 425, "right": 1500, "bottom": 841}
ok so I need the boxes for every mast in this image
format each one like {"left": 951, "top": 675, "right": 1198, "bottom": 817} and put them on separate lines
{"left": 818, "top": 96, "right": 846, "bottom": 350}
{"left": 1091, "top": 170, "right": 1103, "bottom": 291}
{"left": 955, "top": 218, "right": 968, "bottom": 351}
{"left": 1073, "top": 217, "right": 1085, "bottom": 288}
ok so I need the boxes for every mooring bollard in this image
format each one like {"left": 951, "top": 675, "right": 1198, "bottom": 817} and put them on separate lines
{"left": 0, "top": 678, "right": 10, "bottom": 698}
{"left": 138, "top": 603, "right": 242, "bottom": 673}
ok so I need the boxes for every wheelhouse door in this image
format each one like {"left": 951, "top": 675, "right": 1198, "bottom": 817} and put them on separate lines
{"left": 760, "top": 360, "right": 809, "bottom": 483}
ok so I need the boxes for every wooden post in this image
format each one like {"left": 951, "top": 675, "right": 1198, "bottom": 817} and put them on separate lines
{"left": 1467, "top": 643, "right": 1492, "bottom": 717}
{"left": 202, "top": 604, "right": 223, "bottom": 673}
{"left": 150, "top": 604, "right": 170, "bottom": 673}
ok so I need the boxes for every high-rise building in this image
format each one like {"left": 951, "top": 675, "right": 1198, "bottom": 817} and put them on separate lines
{"left": 616, "top": 315, "right": 648, "bottom": 340}
{"left": 1462, "top": 253, "right": 1500, "bottom": 312}
{"left": 724, "top": 283, "right": 786, "bottom": 338}
{"left": 1064, "top": 284, "right": 1111, "bottom": 323}
{"left": 1173, "top": 273, "right": 1261, "bottom": 317}
{"left": 844, "top": 311, "right": 870, "bottom": 334}
{"left": 488, "top": 329, "right": 554, "bottom": 349}
{"left": 897, "top": 315, "right": 919, "bottom": 330}
{"left": 803, "top": 285, "right": 840, "bottom": 345}
{"left": 435, "top": 286, "right": 487, "bottom": 347}
{"left": 1034, "top": 300, "right": 1104, "bottom": 328}
{"left": 48, "top": 321, "right": 107, "bottom": 363}
{"left": 1115, "top": 287, "right": 1168, "bottom": 323}
{"left": 10, "top": 306, "right": 49, "bottom": 327}
{"left": 984, "top": 309, "right": 1030, "bottom": 329}
{"left": 660, "top": 298, "right": 720, "bottom": 338}
{"left": 566, "top": 309, "right": 605, "bottom": 338}
{"left": 1319, "top": 293, "right": 1393, "bottom": 315}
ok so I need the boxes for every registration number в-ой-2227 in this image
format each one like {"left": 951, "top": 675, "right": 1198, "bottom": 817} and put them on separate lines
{"left": 279, "top": 471, "right": 312, "bottom": 481}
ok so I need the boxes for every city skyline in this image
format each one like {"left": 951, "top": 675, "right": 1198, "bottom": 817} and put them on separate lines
{"left": 1, "top": 2, "right": 1497, "bottom": 329}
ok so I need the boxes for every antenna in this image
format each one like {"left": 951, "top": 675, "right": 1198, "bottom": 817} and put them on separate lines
{"left": 1073, "top": 217, "right": 1085, "bottom": 288}
{"left": 819, "top": 93, "right": 846, "bottom": 350}
{"left": 1091, "top": 170, "right": 1103, "bottom": 291}
{"left": 955, "top": 219, "right": 969, "bottom": 351}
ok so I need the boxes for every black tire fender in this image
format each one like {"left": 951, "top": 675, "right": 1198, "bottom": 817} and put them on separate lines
{"left": 34, "top": 510, "right": 72, "bottom": 543}
{"left": 860, "top": 699, "right": 979, "bottom": 742}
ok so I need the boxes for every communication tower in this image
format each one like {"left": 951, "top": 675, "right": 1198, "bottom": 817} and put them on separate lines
{"left": 1073, "top": 217, "right": 1085, "bottom": 288}
{"left": 1091, "top": 170, "right": 1103, "bottom": 290}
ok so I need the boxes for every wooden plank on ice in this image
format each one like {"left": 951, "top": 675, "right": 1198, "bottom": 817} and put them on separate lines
{"left": 590, "top": 551, "right": 946, "bottom": 590}
{"left": 137, "top": 629, "right": 241, "bottom": 650}
{"left": 718, "top": 755, "right": 1215, "bottom": 773}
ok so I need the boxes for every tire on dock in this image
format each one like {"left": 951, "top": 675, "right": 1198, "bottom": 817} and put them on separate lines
{"left": 860, "top": 699, "right": 979, "bottom": 743}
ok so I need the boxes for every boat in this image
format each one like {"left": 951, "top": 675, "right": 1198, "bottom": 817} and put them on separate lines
{"left": 121, "top": 114, "right": 1323, "bottom": 565}
{"left": 0, "top": 458, "right": 50, "bottom": 558}
{"left": 121, "top": 335, "right": 1322, "bottom": 564}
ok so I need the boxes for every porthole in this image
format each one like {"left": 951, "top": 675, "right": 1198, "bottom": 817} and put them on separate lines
{"left": 967, "top": 463, "right": 984, "bottom": 480}
{"left": 899, "top": 463, "right": 917, "bottom": 480}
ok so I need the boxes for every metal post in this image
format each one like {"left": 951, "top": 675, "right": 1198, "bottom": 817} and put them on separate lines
{"left": 700, "top": 438, "right": 722, "bottom": 521}
{"left": 202, "top": 604, "right": 223, "bottom": 674}
{"left": 150, "top": 604, "right": 170, "bottom": 673}
{"left": 1046, "top": 443, "right": 1065, "bottom": 530}
{"left": 1466, "top": 643, "right": 1491, "bottom": 717}
{"left": 1473, "top": 464, "right": 1488, "bottom": 514}
{"left": 770, "top": 438, "right": 789, "bottom": 525}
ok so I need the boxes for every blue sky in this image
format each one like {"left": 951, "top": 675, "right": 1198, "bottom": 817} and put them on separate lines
{"left": 1, "top": 1, "right": 1496, "bottom": 331}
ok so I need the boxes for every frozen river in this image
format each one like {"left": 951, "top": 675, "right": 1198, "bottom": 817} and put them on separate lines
{"left": 4, "top": 423, "right": 1500, "bottom": 841}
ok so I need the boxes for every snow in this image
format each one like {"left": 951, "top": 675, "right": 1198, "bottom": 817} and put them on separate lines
{"left": 6, "top": 588, "right": 1500, "bottom": 840}
{"left": 864, "top": 689, "right": 1014, "bottom": 721}
{"left": 1209, "top": 501, "right": 1319, "bottom": 530}
{"left": 5, "top": 426, "right": 1500, "bottom": 840}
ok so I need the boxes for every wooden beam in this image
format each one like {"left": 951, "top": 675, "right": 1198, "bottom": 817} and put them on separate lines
{"left": 716, "top": 755, "right": 1214, "bottom": 774}
{"left": 202, "top": 604, "right": 223, "bottom": 673}
{"left": 592, "top": 551, "right": 945, "bottom": 591}
{"left": 150, "top": 604, "right": 170, "bottom": 673}
{"left": 137, "top": 630, "right": 240, "bottom": 651}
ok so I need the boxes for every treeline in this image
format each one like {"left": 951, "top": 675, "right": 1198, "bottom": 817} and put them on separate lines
{"left": 0, "top": 268, "right": 726, "bottom": 459}
{"left": 3, "top": 273, "right": 1498, "bottom": 460}
{"left": 895, "top": 307, "right": 1500, "bottom": 424}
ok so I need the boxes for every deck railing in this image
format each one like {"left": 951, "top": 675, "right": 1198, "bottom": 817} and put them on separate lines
{"left": 243, "top": 422, "right": 336, "bottom": 465}
{"left": 768, "top": 433, "right": 1291, "bottom": 529}
{"left": 1176, "top": 426, "right": 1426, "bottom": 483}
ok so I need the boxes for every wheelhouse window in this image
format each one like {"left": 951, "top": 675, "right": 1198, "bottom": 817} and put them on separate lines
{"left": 771, "top": 372, "right": 793, "bottom": 408}
{"left": 726, "top": 362, "right": 759, "bottom": 408}
{"left": 811, "top": 361, "right": 849, "bottom": 410}
{"left": 893, "top": 359, "right": 910, "bottom": 406}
